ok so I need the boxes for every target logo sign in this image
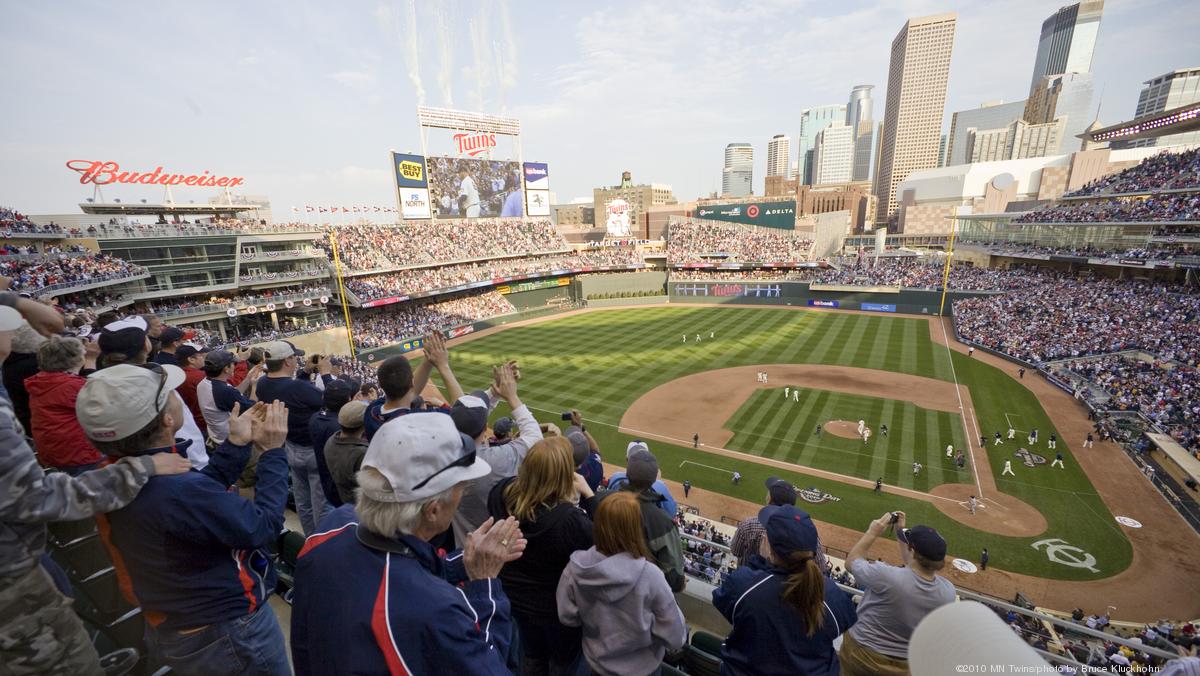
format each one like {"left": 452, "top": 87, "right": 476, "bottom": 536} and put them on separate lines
{"left": 747, "top": 205, "right": 760, "bottom": 218}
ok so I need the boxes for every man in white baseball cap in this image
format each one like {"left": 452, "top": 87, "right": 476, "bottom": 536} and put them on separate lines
{"left": 292, "top": 412, "right": 529, "bottom": 674}
{"left": 0, "top": 304, "right": 190, "bottom": 676}
{"left": 78, "top": 365, "right": 294, "bottom": 675}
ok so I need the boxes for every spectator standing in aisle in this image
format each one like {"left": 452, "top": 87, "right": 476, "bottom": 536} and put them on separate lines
{"left": 557, "top": 491, "right": 687, "bottom": 676}
{"left": 840, "top": 512, "right": 956, "bottom": 675}
{"left": 291, "top": 413, "right": 525, "bottom": 675}
{"left": 682, "top": 479, "right": 692, "bottom": 498}
{"left": 981, "top": 548, "right": 989, "bottom": 571}
{"left": 488, "top": 437, "right": 596, "bottom": 675}
{"left": 78, "top": 366, "right": 291, "bottom": 674}
{"left": 307, "top": 379, "right": 355, "bottom": 507}
{"left": 606, "top": 441, "right": 678, "bottom": 516}
{"left": 254, "top": 340, "right": 333, "bottom": 534}
{"left": 715, "top": 504, "right": 858, "bottom": 676}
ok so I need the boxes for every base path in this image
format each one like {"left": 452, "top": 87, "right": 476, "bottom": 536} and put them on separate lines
{"left": 620, "top": 363, "right": 1045, "bottom": 538}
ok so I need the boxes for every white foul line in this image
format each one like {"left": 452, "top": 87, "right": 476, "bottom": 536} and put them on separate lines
{"left": 680, "top": 460, "right": 735, "bottom": 477}
{"left": 939, "top": 319, "right": 984, "bottom": 498}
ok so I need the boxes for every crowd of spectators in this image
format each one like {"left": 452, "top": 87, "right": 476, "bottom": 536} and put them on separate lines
{"left": 135, "top": 284, "right": 331, "bottom": 317}
{"left": 345, "top": 249, "right": 643, "bottom": 300}
{"left": 965, "top": 241, "right": 1193, "bottom": 262}
{"left": 668, "top": 220, "right": 814, "bottom": 264}
{"left": 351, "top": 291, "right": 516, "bottom": 349}
{"left": 322, "top": 218, "right": 566, "bottom": 272}
{"left": 0, "top": 253, "right": 145, "bottom": 295}
{"left": 1064, "top": 355, "right": 1199, "bottom": 454}
{"left": 1014, "top": 192, "right": 1200, "bottom": 224}
{"left": 1066, "top": 147, "right": 1200, "bottom": 197}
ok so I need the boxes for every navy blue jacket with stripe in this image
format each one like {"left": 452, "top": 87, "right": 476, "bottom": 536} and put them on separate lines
{"left": 104, "top": 439, "right": 289, "bottom": 630}
{"left": 291, "top": 518, "right": 513, "bottom": 675}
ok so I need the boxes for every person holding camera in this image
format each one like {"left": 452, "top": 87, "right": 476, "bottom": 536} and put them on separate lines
{"left": 839, "top": 511, "right": 956, "bottom": 675}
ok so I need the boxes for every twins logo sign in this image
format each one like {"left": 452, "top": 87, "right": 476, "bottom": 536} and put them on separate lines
{"left": 1031, "top": 539, "right": 1099, "bottom": 572}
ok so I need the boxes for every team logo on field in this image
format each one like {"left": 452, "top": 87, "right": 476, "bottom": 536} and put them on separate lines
{"left": 1031, "top": 538, "right": 1099, "bottom": 572}
{"left": 798, "top": 487, "right": 841, "bottom": 504}
{"left": 1015, "top": 448, "right": 1046, "bottom": 468}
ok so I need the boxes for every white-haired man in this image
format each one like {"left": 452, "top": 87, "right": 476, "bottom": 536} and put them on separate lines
{"left": 292, "top": 413, "right": 526, "bottom": 675}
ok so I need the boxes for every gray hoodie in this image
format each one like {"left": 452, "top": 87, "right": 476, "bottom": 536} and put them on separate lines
{"left": 556, "top": 547, "right": 687, "bottom": 676}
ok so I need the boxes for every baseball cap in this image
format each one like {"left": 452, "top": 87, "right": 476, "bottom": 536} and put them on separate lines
{"left": 898, "top": 524, "right": 947, "bottom": 561}
{"left": 204, "top": 349, "right": 237, "bottom": 369}
{"left": 77, "top": 364, "right": 185, "bottom": 441}
{"left": 0, "top": 306, "right": 21, "bottom": 332}
{"left": 450, "top": 390, "right": 491, "bottom": 439}
{"left": 626, "top": 440, "right": 650, "bottom": 459}
{"left": 99, "top": 319, "right": 148, "bottom": 360}
{"left": 492, "top": 416, "right": 514, "bottom": 438}
{"left": 626, "top": 450, "right": 659, "bottom": 488}
{"left": 338, "top": 400, "right": 368, "bottom": 429}
{"left": 765, "top": 477, "right": 798, "bottom": 506}
{"left": 759, "top": 504, "right": 819, "bottom": 558}
{"left": 566, "top": 430, "right": 590, "bottom": 466}
{"left": 159, "top": 326, "right": 185, "bottom": 344}
{"left": 175, "top": 344, "right": 209, "bottom": 361}
{"left": 262, "top": 340, "right": 304, "bottom": 359}
{"left": 322, "top": 379, "right": 354, "bottom": 409}
{"left": 361, "top": 413, "right": 491, "bottom": 502}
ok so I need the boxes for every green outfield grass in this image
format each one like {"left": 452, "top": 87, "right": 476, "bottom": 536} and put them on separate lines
{"left": 725, "top": 387, "right": 970, "bottom": 491}
{"left": 421, "top": 305, "right": 1131, "bottom": 581}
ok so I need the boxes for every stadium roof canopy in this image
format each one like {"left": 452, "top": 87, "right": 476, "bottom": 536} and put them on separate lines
{"left": 78, "top": 202, "right": 256, "bottom": 216}
{"left": 1082, "top": 103, "right": 1200, "bottom": 143}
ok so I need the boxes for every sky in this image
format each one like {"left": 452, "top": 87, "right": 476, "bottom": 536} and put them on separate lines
{"left": 2, "top": 0, "right": 1198, "bottom": 221}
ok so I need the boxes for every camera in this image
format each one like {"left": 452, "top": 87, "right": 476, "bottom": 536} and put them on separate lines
{"left": 562, "top": 412, "right": 574, "bottom": 421}
{"left": 889, "top": 512, "right": 901, "bottom": 525}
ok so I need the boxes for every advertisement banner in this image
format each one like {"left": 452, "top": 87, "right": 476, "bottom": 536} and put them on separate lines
{"left": 526, "top": 189, "right": 551, "bottom": 217}
{"left": 522, "top": 162, "right": 549, "bottom": 190}
{"left": 605, "top": 198, "right": 632, "bottom": 237}
{"left": 807, "top": 299, "right": 840, "bottom": 308}
{"left": 400, "top": 188, "right": 433, "bottom": 220}
{"left": 861, "top": 302, "right": 897, "bottom": 312}
{"left": 427, "top": 156, "right": 522, "bottom": 218}
{"left": 1118, "top": 259, "right": 1146, "bottom": 266}
{"left": 447, "top": 325, "right": 475, "bottom": 338}
{"left": 694, "top": 200, "right": 797, "bottom": 230}
{"left": 391, "top": 152, "right": 429, "bottom": 188}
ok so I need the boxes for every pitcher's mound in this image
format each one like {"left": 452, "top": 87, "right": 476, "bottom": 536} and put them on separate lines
{"left": 825, "top": 420, "right": 865, "bottom": 440}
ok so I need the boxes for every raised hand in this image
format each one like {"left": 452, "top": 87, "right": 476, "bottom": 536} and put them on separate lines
{"left": 253, "top": 401, "right": 289, "bottom": 450}
{"left": 464, "top": 516, "right": 526, "bottom": 580}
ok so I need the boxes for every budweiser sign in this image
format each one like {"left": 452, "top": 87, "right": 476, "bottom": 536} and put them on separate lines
{"left": 66, "top": 160, "right": 245, "bottom": 188}
{"left": 452, "top": 132, "right": 497, "bottom": 157}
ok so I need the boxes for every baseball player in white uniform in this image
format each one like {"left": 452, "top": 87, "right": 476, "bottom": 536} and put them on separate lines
{"left": 784, "top": 386, "right": 790, "bottom": 398}
{"left": 858, "top": 420, "right": 866, "bottom": 435}
{"left": 862, "top": 428, "right": 871, "bottom": 444}
{"left": 458, "top": 171, "right": 481, "bottom": 217}
{"left": 1008, "top": 427, "right": 1016, "bottom": 439}
{"left": 946, "top": 444, "right": 954, "bottom": 458}
{"left": 1002, "top": 459, "right": 1015, "bottom": 476}
{"left": 968, "top": 495, "right": 979, "bottom": 515}
{"left": 792, "top": 390, "right": 798, "bottom": 402}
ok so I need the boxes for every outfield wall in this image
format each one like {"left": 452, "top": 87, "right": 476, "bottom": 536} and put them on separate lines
{"left": 668, "top": 280, "right": 994, "bottom": 314}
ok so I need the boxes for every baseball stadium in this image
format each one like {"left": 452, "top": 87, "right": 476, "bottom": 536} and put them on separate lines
{"left": 5, "top": 9, "right": 1200, "bottom": 674}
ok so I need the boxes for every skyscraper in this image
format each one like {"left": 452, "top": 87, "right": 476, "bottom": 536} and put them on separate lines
{"left": 797, "top": 105, "right": 847, "bottom": 185}
{"left": 1114, "top": 68, "right": 1200, "bottom": 149}
{"left": 946, "top": 101, "right": 1027, "bottom": 166}
{"left": 722, "top": 143, "right": 753, "bottom": 197}
{"left": 873, "top": 12, "right": 957, "bottom": 226}
{"left": 846, "top": 85, "right": 875, "bottom": 182}
{"left": 767, "top": 135, "right": 791, "bottom": 178}
{"left": 1028, "top": 1, "right": 1104, "bottom": 99}
{"left": 1024, "top": 72, "right": 1094, "bottom": 153}
{"left": 812, "top": 122, "right": 855, "bottom": 185}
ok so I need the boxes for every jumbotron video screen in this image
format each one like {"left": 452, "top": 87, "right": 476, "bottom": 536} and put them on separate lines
{"left": 427, "top": 156, "right": 522, "bottom": 218}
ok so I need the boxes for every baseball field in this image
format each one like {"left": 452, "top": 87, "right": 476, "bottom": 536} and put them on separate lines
{"left": 422, "top": 305, "right": 1149, "bottom": 587}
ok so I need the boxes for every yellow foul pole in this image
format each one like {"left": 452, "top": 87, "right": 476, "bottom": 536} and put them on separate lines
{"left": 937, "top": 217, "right": 958, "bottom": 317}
{"left": 328, "top": 231, "right": 357, "bottom": 359}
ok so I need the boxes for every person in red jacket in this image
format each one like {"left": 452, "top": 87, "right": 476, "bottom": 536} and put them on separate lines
{"left": 175, "top": 344, "right": 208, "bottom": 437}
{"left": 24, "top": 335, "right": 103, "bottom": 474}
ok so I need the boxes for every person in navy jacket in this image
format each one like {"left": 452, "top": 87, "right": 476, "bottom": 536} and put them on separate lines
{"left": 292, "top": 412, "right": 528, "bottom": 676}
{"left": 76, "top": 364, "right": 293, "bottom": 675}
{"left": 713, "top": 504, "right": 858, "bottom": 676}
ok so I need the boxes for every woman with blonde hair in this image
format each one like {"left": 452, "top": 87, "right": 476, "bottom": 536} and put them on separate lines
{"left": 557, "top": 491, "right": 687, "bottom": 676}
{"left": 487, "top": 436, "right": 595, "bottom": 676}
{"left": 713, "top": 504, "right": 858, "bottom": 676}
